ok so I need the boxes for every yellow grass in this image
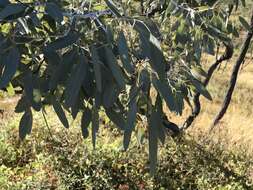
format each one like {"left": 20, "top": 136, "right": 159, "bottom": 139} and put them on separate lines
{"left": 168, "top": 53, "right": 253, "bottom": 156}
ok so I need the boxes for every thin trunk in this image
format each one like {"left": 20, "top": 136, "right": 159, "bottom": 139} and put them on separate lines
{"left": 210, "top": 9, "right": 253, "bottom": 130}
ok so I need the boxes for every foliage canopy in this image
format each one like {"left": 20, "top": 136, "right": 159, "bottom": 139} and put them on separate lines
{"left": 0, "top": 0, "right": 250, "bottom": 173}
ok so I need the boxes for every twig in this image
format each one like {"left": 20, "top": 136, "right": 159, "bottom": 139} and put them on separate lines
{"left": 41, "top": 107, "right": 54, "bottom": 140}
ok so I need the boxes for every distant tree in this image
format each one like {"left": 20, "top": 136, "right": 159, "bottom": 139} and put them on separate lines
{"left": 0, "top": 0, "right": 251, "bottom": 173}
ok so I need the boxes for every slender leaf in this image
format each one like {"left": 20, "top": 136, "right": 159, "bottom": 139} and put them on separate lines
{"left": 19, "top": 108, "right": 33, "bottom": 140}
{"left": 52, "top": 98, "right": 69, "bottom": 128}
{"left": 81, "top": 107, "right": 92, "bottom": 139}
{"left": 90, "top": 46, "right": 102, "bottom": 92}
{"left": 104, "top": 0, "right": 122, "bottom": 17}
{"left": 65, "top": 52, "right": 88, "bottom": 107}
{"left": 123, "top": 86, "right": 138, "bottom": 150}
{"left": 192, "top": 79, "right": 212, "bottom": 101}
{"left": 148, "top": 107, "right": 159, "bottom": 176}
{"left": 0, "top": 4, "right": 26, "bottom": 20}
{"left": 44, "top": 31, "right": 79, "bottom": 52}
{"left": 105, "top": 47, "right": 126, "bottom": 89}
{"left": 92, "top": 107, "right": 99, "bottom": 148}
{"left": 0, "top": 47, "right": 20, "bottom": 88}
{"left": 117, "top": 31, "right": 134, "bottom": 74}
{"left": 105, "top": 108, "right": 125, "bottom": 130}
{"left": 239, "top": 16, "right": 251, "bottom": 32}
{"left": 45, "top": 2, "right": 63, "bottom": 23}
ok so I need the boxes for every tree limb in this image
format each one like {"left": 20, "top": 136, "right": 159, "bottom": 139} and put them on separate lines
{"left": 180, "top": 42, "right": 234, "bottom": 131}
{"left": 210, "top": 9, "right": 253, "bottom": 130}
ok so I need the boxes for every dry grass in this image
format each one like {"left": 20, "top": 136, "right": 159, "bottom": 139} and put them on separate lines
{"left": 168, "top": 53, "right": 253, "bottom": 157}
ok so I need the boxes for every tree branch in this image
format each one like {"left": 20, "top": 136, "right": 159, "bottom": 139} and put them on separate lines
{"left": 180, "top": 42, "right": 234, "bottom": 131}
{"left": 210, "top": 9, "right": 253, "bottom": 130}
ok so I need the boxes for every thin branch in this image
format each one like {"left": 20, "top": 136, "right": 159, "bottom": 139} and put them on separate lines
{"left": 180, "top": 42, "right": 234, "bottom": 131}
{"left": 41, "top": 108, "right": 54, "bottom": 140}
{"left": 210, "top": 8, "right": 253, "bottom": 130}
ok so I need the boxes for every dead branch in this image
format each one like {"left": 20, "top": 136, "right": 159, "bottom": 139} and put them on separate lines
{"left": 210, "top": 9, "right": 253, "bottom": 130}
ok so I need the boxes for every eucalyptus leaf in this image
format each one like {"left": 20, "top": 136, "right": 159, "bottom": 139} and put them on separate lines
{"left": 19, "top": 108, "right": 33, "bottom": 140}
{"left": 0, "top": 47, "right": 20, "bottom": 89}
{"left": 52, "top": 97, "right": 69, "bottom": 128}
{"left": 81, "top": 107, "right": 92, "bottom": 139}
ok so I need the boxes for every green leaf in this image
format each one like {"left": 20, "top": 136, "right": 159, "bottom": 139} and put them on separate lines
{"left": 123, "top": 86, "right": 138, "bottom": 150}
{"left": 49, "top": 49, "right": 77, "bottom": 90}
{"left": 192, "top": 79, "right": 212, "bottom": 101}
{"left": 154, "top": 96, "right": 166, "bottom": 144}
{"left": 81, "top": 107, "right": 92, "bottom": 139}
{"left": 15, "top": 95, "right": 29, "bottom": 113}
{"left": 92, "top": 107, "right": 99, "bottom": 148}
{"left": 134, "top": 20, "right": 166, "bottom": 80}
{"left": 105, "top": 108, "right": 125, "bottom": 130}
{"left": 45, "top": 2, "right": 63, "bottom": 23}
{"left": 0, "top": 47, "right": 20, "bottom": 89}
{"left": 44, "top": 31, "right": 79, "bottom": 52}
{"left": 103, "top": 82, "right": 120, "bottom": 108}
{"left": 19, "top": 108, "right": 33, "bottom": 140}
{"left": 23, "top": 73, "right": 42, "bottom": 111}
{"left": 141, "top": 34, "right": 166, "bottom": 80}
{"left": 239, "top": 16, "right": 251, "bottom": 32}
{"left": 190, "top": 66, "right": 207, "bottom": 80}
{"left": 0, "top": 0, "right": 10, "bottom": 8}
{"left": 152, "top": 75, "right": 177, "bottom": 113}
{"left": 104, "top": 0, "right": 122, "bottom": 17}
{"left": 65, "top": 52, "right": 88, "bottom": 108}
{"left": 52, "top": 97, "right": 69, "bottom": 128}
{"left": 0, "top": 3, "right": 26, "bottom": 20}
{"left": 90, "top": 46, "right": 102, "bottom": 92}
{"left": 117, "top": 31, "right": 134, "bottom": 74}
{"left": 148, "top": 107, "right": 159, "bottom": 176}
{"left": 206, "top": 25, "right": 230, "bottom": 42}
{"left": 105, "top": 47, "right": 126, "bottom": 89}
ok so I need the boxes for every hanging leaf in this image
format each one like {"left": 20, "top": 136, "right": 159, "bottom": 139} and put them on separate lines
{"left": 52, "top": 98, "right": 69, "bottom": 128}
{"left": 152, "top": 75, "right": 178, "bottom": 113}
{"left": 90, "top": 46, "right": 102, "bottom": 92}
{"left": 117, "top": 31, "right": 134, "bottom": 74}
{"left": 81, "top": 107, "right": 92, "bottom": 139}
{"left": 190, "top": 66, "right": 207, "bottom": 81}
{"left": 44, "top": 31, "right": 79, "bottom": 52}
{"left": 104, "top": 0, "right": 122, "bottom": 17}
{"left": 23, "top": 73, "right": 42, "bottom": 111}
{"left": 239, "top": 16, "right": 251, "bottom": 32}
{"left": 191, "top": 79, "right": 212, "bottom": 101}
{"left": 154, "top": 96, "right": 166, "bottom": 144}
{"left": 19, "top": 108, "right": 33, "bottom": 140}
{"left": 0, "top": 47, "right": 20, "bottom": 89}
{"left": 15, "top": 95, "right": 29, "bottom": 113}
{"left": 49, "top": 49, "right": 77, "bottom": 90}
{"left": 45, "top": 2, "right": 63, "bottom": 23}
{"left": 105, "top": 108, "right": 125, "bottom": 130}
{"left": 123, "top": 86, "right": 138, "bottom": 150}
{"left": 148, "top": 107, "right": 159, "bottom": 176}
{"left": 0, "top": 0, "right": 10, "bottom": 8}
{"left": 65, "top": 52, "right": 88, "bottom": 108}
{"left": 105, "top": 47, "right": 126, "bottom": 89}
{"left": 0, "top": 3, "right": 26, "bottom": 20}
{"left": 103, "top": 81, "right": 120, "bottom": 108}
{"left": 92, "top": 107, "right": 99, "bottom": 148}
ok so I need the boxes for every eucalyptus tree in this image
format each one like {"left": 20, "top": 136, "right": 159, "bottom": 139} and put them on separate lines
{"left": 0, "top": 0, "right": 251, "bottom": 173}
